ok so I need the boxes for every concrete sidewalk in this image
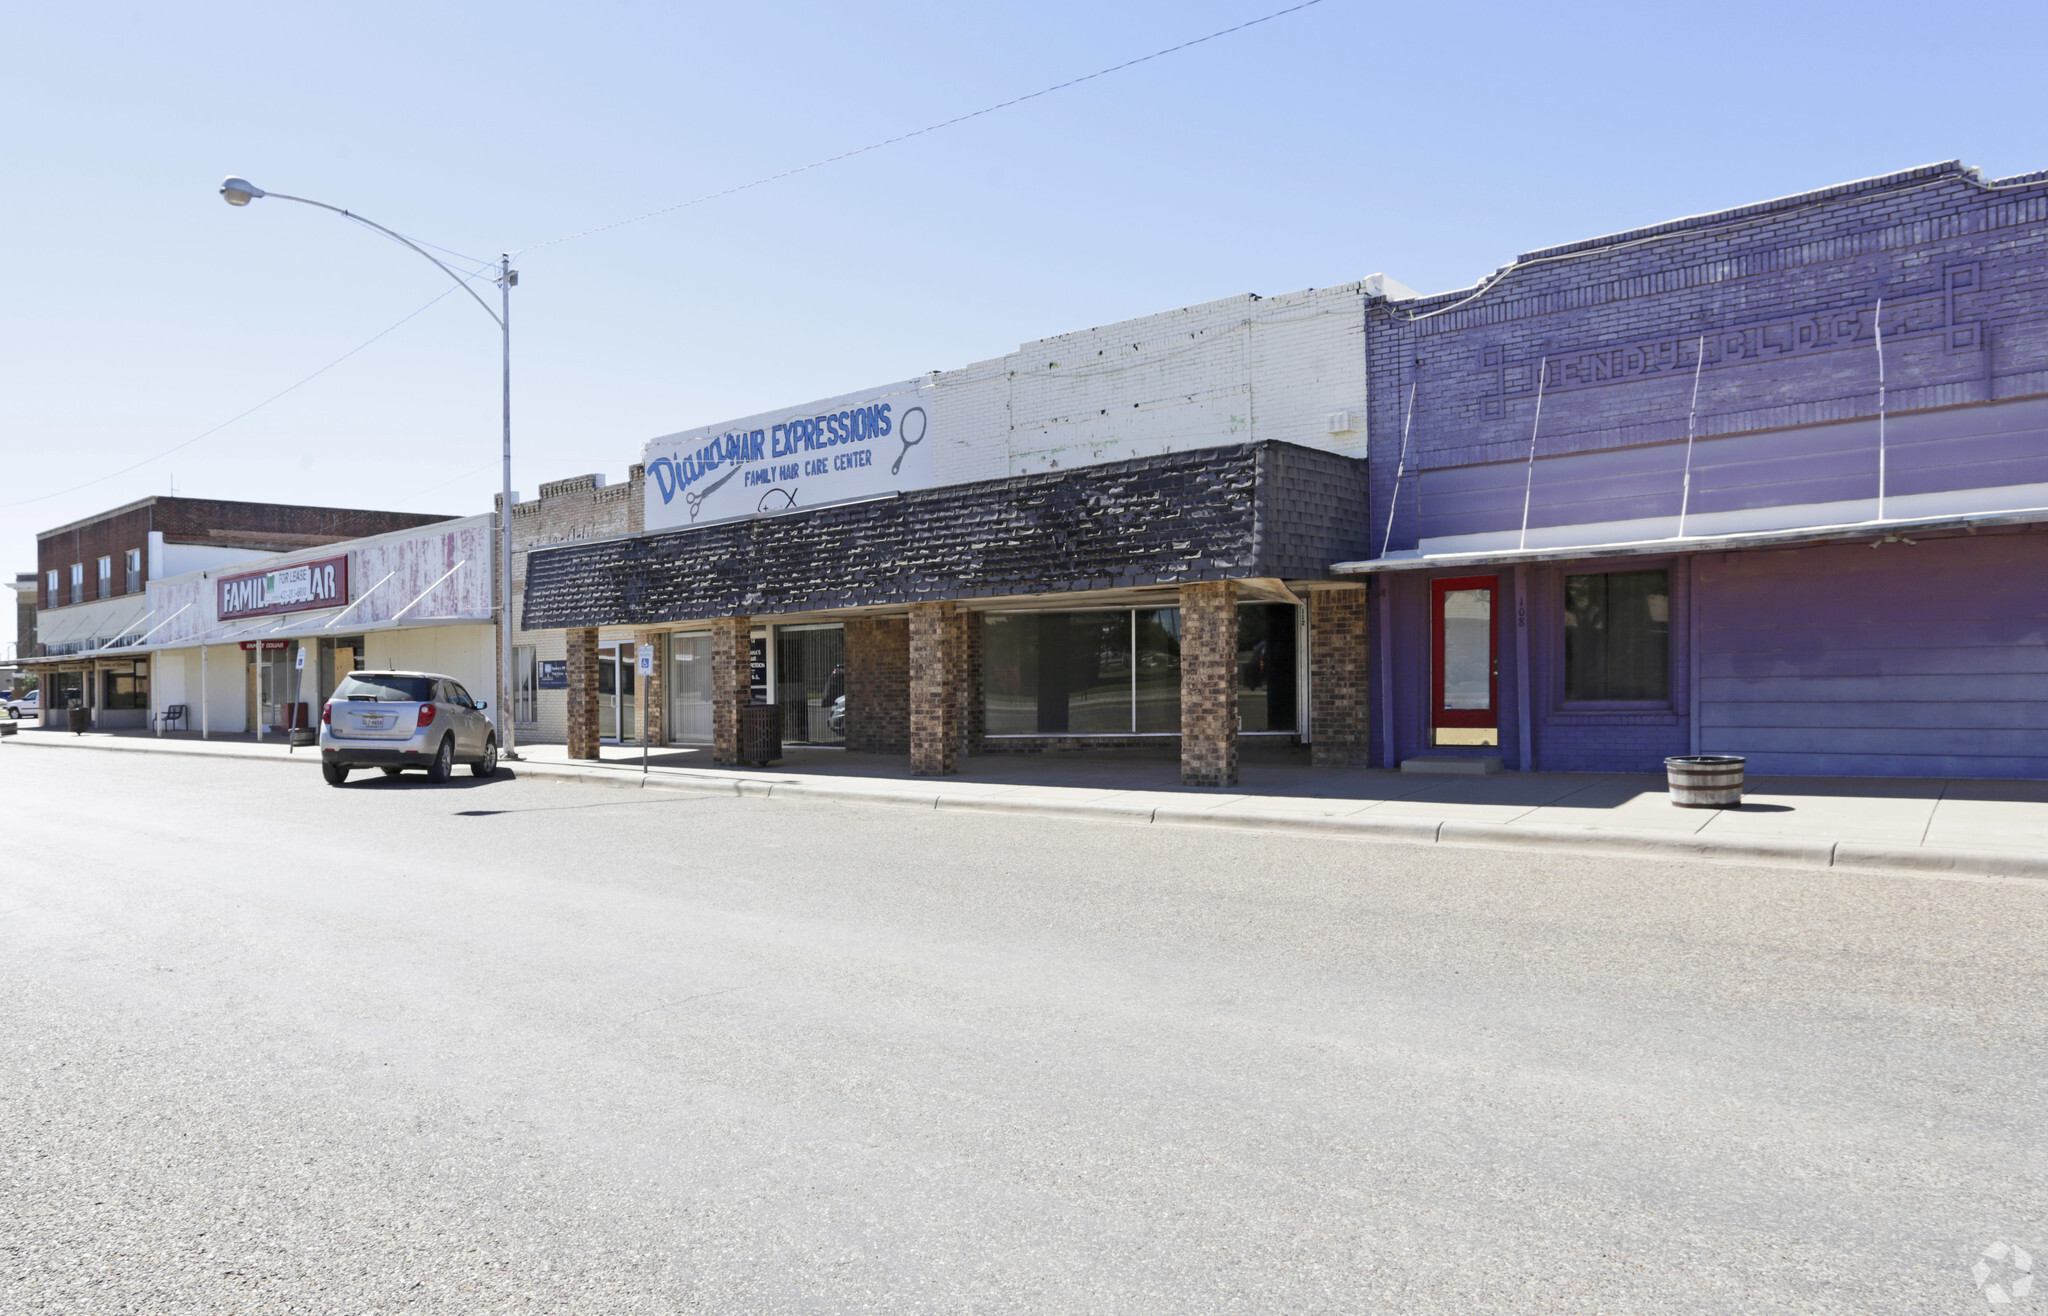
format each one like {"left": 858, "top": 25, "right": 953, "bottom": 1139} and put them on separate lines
{"left": 8, "top": 722, "right": 2046, "bottom": 880}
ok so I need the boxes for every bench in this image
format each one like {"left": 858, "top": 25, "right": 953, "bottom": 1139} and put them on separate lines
{"left": 161, "top": 704, "right": 189, "bottom": 732}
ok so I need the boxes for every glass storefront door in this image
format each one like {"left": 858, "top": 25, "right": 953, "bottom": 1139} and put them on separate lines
{"left": 595, "top": 643, "right": 638, "bottom": 743}
{"left": 775, "top": 625, "right": 845, "bottom": 746}
{"left": 1431, "top": 576, "right": 1499, "bottom": 747}
{"left": 247, "top": 646, "right": 299, "bottom": 731}
{"left": 668, "top": 633, "right": 714, "bottom": 743}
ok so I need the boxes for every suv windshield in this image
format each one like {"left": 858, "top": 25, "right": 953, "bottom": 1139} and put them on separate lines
{"left": 335, "top": 674, "right": 436, "bottom": 702}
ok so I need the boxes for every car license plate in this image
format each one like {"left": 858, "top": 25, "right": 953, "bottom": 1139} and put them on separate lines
{"left": 361, "top": 715, "right": 385, "bottom": 728}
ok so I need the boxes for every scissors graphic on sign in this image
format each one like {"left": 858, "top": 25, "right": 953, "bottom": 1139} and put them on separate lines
{"left": 892, "top": 405, "right": 927, "bottom": 476}
{"left": 685, "top": 463, "right": 742, "bottom": 520}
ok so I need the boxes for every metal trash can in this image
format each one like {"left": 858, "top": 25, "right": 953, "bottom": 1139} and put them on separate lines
{"left": 739, "top": 703, "right": 782, "bottom": 766}
{"left": 1666, "top": 755, "right": 1744, "bottom": 808}
{"left": 67, "top": 705, "right": 91, "bottom": 735}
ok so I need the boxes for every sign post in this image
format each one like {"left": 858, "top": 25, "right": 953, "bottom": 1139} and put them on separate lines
{"left": 636, "top": 644, "right": 654, "bottom": 774}
{"left": 290, "top": 644, "right": 307, "bottom": 753}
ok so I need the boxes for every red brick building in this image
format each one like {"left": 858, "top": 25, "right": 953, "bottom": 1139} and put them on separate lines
{"left": 24, "top": 496, "right": 454, "bottom": 727}
{"left": 30, "top": 496, "right": 452, "bottom": 656}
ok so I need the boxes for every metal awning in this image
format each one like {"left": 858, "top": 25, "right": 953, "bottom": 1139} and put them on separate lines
{"left": 20, "top": 611, "right": 489, "bottom": 667}
{"left": 1332, "top": 506, "right": 2048, "bottom": 574}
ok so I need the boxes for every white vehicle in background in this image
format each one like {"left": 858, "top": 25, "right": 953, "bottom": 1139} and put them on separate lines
{"left": 2, "top": 691, "right": 38, "bottom": 719}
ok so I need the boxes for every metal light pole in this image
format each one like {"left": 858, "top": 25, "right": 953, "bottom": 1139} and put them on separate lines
{"left": 220, "top": 177, "right": 520, "bottom": 758}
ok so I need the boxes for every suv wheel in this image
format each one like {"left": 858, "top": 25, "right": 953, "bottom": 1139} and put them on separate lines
{"left": 472, "top": 735, "right": 498, "bottom": 778}
{"left": 426, "top": 736, "right": 454, "bottom": 783}
{"left": 322, "top": 762, "right": 349, "bottom": 786}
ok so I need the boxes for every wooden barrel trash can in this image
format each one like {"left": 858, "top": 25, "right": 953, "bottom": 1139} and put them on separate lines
{"left": 1666, "top": 755, "right": 1744, "bottom": 808}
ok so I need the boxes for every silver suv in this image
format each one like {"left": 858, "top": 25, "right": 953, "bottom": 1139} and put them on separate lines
{"left": 320, "top": 670, "right": 499, "bottom": 785}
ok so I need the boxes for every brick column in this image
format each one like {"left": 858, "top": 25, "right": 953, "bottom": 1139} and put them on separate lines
{"left": 844, "top": 617, "right": 910, "bottom": 754}
{"left": 1308, "top": 587, "right": 1371, "bottom": 767}
{"left": 959, "top": 610, "right": 983, "bottom": 759}
{"left": 633, "top": 629, "right": 665, "bottom": 748}
{"left": 908, "top": 601, "right": 964, "bottom": 776}
{"left": 709, "top": 616, "right": 751, "bottom": 766}
{"left": 565, "top": 627, "right": 600, "bottom": 760}
{"left": 1179, "top": 580, "right": 1239, "bottom": 787}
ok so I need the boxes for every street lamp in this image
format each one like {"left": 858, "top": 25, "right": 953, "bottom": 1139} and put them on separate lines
{"left": 220, "top": 176, "right": 521, "bottom": 759}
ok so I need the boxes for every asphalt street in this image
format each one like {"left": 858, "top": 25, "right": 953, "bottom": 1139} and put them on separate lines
{"left": 2, "top": 747, "right": 2044, "bottom": 1314}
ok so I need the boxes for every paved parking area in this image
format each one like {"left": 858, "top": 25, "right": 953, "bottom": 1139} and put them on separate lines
{"left": 4, "top": 747, "right": 2045, "bottom": 1312}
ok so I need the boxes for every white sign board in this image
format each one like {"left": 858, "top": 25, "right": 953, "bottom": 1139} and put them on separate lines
{"left": 643, "top": 380, "right": 932, "bottom": 532}
{"left": 636, "top": 644, "right": 654, "bottom": 676}
{"left": 295, "top": 646, "right": 307, "bottom": 670}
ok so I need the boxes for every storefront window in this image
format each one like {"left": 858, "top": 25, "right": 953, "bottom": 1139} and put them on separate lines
{"left": 1134, "top": 609, "right": 1182, "bottom": 732}
{"left": 104, "top": 663, "right": 149, "bottom": 709}
{"left": 1564, "top": 569, "right": 1670, "bottom": 702}
{"left": 985, "top": 604, "right": 1295, "bottom": 736}
{"left": 775, "top": 625, "right": 845, "bottom": 745}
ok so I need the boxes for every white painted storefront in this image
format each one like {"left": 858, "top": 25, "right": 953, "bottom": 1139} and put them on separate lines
{"left": 641, "top": 277, "right": 1408, "bottom": 533}
{"left": 132, "top": 515, "right": 496, "bottom": 737}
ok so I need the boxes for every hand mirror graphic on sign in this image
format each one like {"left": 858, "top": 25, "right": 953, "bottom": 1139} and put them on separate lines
{"left": 892, "top": 406, "right": 927, "bottom": 476}
{"left": 685, "top": 463, "right": 742, "bottom": 520}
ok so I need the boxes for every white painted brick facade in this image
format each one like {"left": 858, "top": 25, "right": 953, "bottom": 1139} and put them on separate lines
{"left": 642, "top": 274, "right": 1410, "bottom": 498}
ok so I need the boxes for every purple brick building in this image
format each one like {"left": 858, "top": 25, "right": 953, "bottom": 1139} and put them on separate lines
{"left": 1347, "top": 161, "right": 2048, "bottom": 779}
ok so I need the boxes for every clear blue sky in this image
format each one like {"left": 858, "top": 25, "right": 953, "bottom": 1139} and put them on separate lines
{"left": 5, "top": 1, "right": 2044, "bottom": 654}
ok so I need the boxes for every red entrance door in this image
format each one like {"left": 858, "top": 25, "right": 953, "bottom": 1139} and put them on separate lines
{"left": 1431, "top": 575, "right": 1499, "bottom": 747}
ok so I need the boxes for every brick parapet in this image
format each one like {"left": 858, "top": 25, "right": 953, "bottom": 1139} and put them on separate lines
{"left": 1365, "top": 162, "right": 2048, "bottom": 556}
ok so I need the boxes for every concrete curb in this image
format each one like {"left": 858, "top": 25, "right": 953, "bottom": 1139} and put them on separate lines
{"left": 10, "top": 732, "right": 2043, "bottom": 882}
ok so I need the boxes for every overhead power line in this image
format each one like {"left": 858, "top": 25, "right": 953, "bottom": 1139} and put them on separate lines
{"left": 0, "top": 285, "right": 464, "bottom": 510}
{"left": 514, "top": 0, "right": 1330, "bottom": 255}
{"left": 13, "top": 2, "right": 1329, "bottom": 515}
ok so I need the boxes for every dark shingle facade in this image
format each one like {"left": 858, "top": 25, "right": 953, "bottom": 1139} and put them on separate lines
{"left": 522, "top": 440, "right": 1368, "bottom": 629}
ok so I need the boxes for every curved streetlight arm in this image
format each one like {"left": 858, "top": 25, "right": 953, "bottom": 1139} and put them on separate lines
{"left": 262, "top": 192, "right": 504, "bottom": 327}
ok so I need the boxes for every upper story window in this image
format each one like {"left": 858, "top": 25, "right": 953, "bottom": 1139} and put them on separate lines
{"left": 69, "top": 563, "right": 84, "bottom": 605}
{"left": 1563, "top": 569, "right": 1670, "bottom": 702}
{"left": 96, "top": 556, "right": 112, "bottom": 599}
{"left": 46, "top": 569, "right": 58, "bottom": 607}
{"left": 125, "top": 548, "right": 142, "bottom": 594}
